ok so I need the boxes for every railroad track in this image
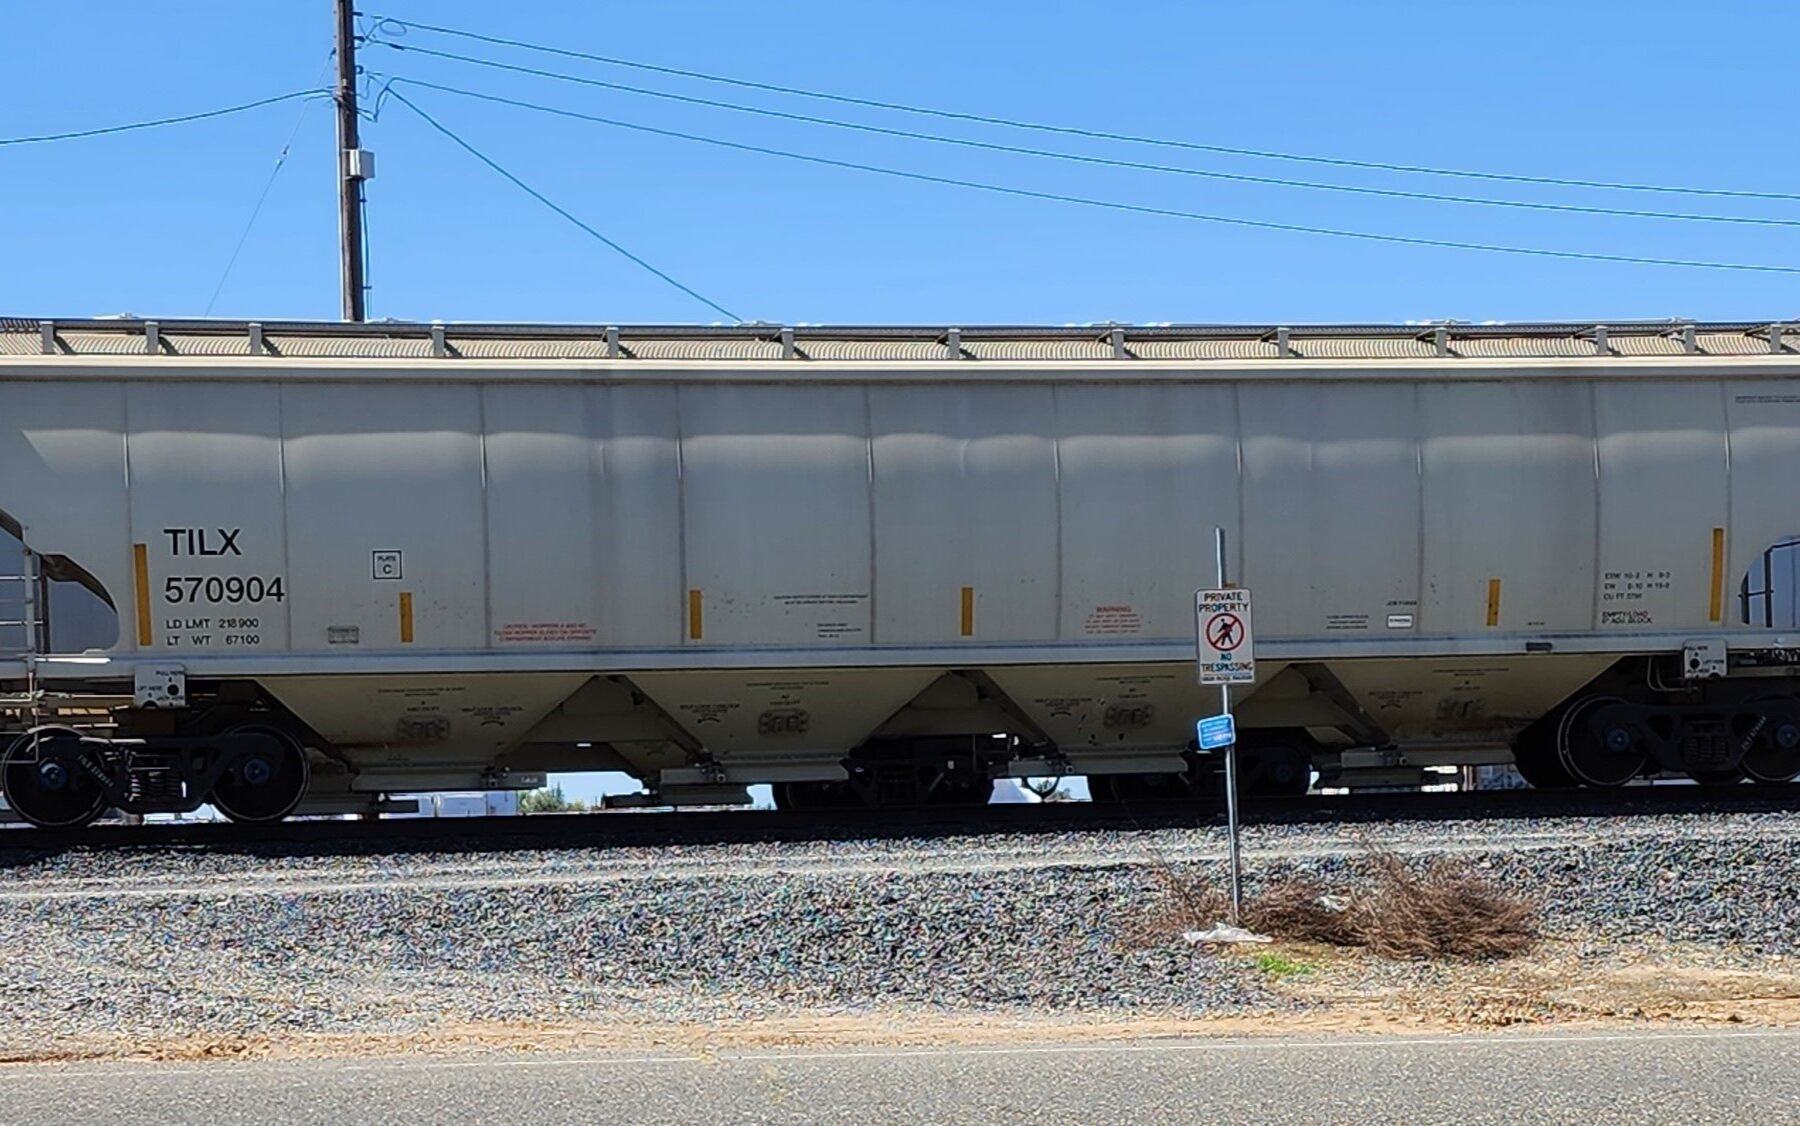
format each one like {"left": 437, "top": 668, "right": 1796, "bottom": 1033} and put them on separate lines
{"left": 1, "top": 784, "right": 1795, "bottom": 857}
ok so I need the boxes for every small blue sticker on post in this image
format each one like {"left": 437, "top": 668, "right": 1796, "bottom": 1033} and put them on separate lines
{"left": 1196, "top": 713, "right": 1236, "bottom": 751}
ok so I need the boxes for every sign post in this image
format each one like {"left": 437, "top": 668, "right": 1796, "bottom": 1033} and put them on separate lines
{"left": 1196, "top": 527, "right": 1254, "bottom": 925}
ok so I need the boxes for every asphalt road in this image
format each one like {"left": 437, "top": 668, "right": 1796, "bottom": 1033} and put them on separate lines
{"left": 5, "top": 1028, "right": 1795, "bottom": 1125}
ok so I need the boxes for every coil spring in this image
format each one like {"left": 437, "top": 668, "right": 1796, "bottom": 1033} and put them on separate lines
{"left": 1677, "top": 732, "right": 1733, "bottom": 771}
{"left": 125, "top": 753, "right": 184, "bottom": 806}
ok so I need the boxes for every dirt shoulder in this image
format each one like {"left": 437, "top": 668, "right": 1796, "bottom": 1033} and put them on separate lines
{"left": 6, "top": 937, "right": 1794, "bottom": 1067}
{"left": 1264, "top": 935, "right": 1800, "bottom": 1029}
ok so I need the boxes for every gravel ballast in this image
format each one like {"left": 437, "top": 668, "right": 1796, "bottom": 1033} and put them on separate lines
{"left": 0, "top": 811, "right": 1795, "bottom": 1055}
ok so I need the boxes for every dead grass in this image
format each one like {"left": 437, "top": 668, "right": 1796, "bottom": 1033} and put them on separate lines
{"left": 1130, "top": 846, "right": 1540, "bottom": 961}
{"left": 1353, "top": 850, "right": 1539, "bottom": 961}
{"left": 1246, "top": 877, "right": 1367, "bottom": 948}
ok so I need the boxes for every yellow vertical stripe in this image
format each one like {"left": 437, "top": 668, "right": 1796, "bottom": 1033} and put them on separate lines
{"left": 688, "top": 589, "right": 704, "bottom": 640}
{"left": 132, "top": 542, "right": 153, "bottom": 647}
{"left": 1709, "top": 526, "right": 1726, "bottom": 623}
{"left": 960, "top": 586, "right": 975, "bottom": 637}
{"left": 399, "top": 592, "right": 414, "bottom": 644}
{"left": 1485, "top": 578, "right": 1502, "bottom": 628}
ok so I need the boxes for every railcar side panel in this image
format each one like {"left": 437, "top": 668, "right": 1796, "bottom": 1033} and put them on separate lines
{"left": 677, "top": 385, "right": 873, "bottom": 647}
{"left": 1054, "top": 384, "right": 1237, "bottom": 642}
{"left": 125, "top": 383, "right": 290, "bottom": 653}
{"left": 1418, "top": 382, "right": 1597, "bottom": 634}
{"left": 281, "top": 384, "right": 487, "bottom": 651}
{"left": 483, "top": 385, "right": 601, "bottom": 649}
{"left": 868, "top": 385, "right": 1059, "bottom": 644}
{"left": 1725, "top": 383, "right": 1800, "bottom": 626}
{"left": 0, "top": 382, "right": 132, "bottom": 641}
{"left": 1240, "top": 383, "right": 1422, "bottom": 639}
{"left": 1593, "top": 383, "right": 1728, "bottom": 631}
{"left": 590, "top": 385, "right": 684, "bottom": 648}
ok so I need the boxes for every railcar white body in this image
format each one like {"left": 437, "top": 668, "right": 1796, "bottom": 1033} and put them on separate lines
{"left": 3, "top": 319, "right": 1799, "bottom": 820}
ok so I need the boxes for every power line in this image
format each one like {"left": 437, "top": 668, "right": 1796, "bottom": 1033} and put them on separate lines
{"left": 371, "top": 40, "right": 1800, "bottom": 231}
{"left": 386, "top": 80, "right": 1800, "bottom": 277}
{"left": 384, "top": 89, "right": 743, "bottom": 321}
{"left": 0, "top": 90, "right": 328, "bottom": 147}
{"left": 203, "top": 103, "right": 314, "bottom": 314}
{"left": 367, "top": 14, "right": 1800, "bottom": 205}
{"left": 207, "top": 60, "right": 337, "bottom": 314}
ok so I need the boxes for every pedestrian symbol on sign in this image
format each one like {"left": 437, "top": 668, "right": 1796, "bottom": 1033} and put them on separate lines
{"left": 1207, "top": 612, "right": 1244, "bottom": 653}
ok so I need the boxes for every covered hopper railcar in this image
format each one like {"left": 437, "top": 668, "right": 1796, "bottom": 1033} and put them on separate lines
{"left": 3, "top": 318, "right": 1800, "bottom": 826}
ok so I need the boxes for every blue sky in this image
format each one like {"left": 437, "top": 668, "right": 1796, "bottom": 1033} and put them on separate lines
{"left": 5, "top": 0, "right": 1799, "bottom": 326}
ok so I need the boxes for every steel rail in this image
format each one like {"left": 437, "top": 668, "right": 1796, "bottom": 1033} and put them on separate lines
{"left": 1, "top": 785, "right": 1793, "bottom": 858}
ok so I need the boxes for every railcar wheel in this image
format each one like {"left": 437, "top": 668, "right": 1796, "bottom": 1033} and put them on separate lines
{"left": 1, "top": 727, "right": 108, "bottom": 829}
{"left": 1242, "top": 743, "right": 1313, "bottom": 796}
{"left": 209, "top": 725, "right": 309, "bottom": 824}
{"left": 1557, "top": 695, "right": 1646, "bottom": 788}
{"left": 1510, "top": 723, "right": 1576, "bottom": 789}
{"left": 1742, "top": 698, "right": 1800, "bottom": 785}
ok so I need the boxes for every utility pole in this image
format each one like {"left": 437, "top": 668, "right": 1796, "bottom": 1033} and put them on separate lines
{"left": 334, "top": 0, "right": 371, "bottom": 321}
